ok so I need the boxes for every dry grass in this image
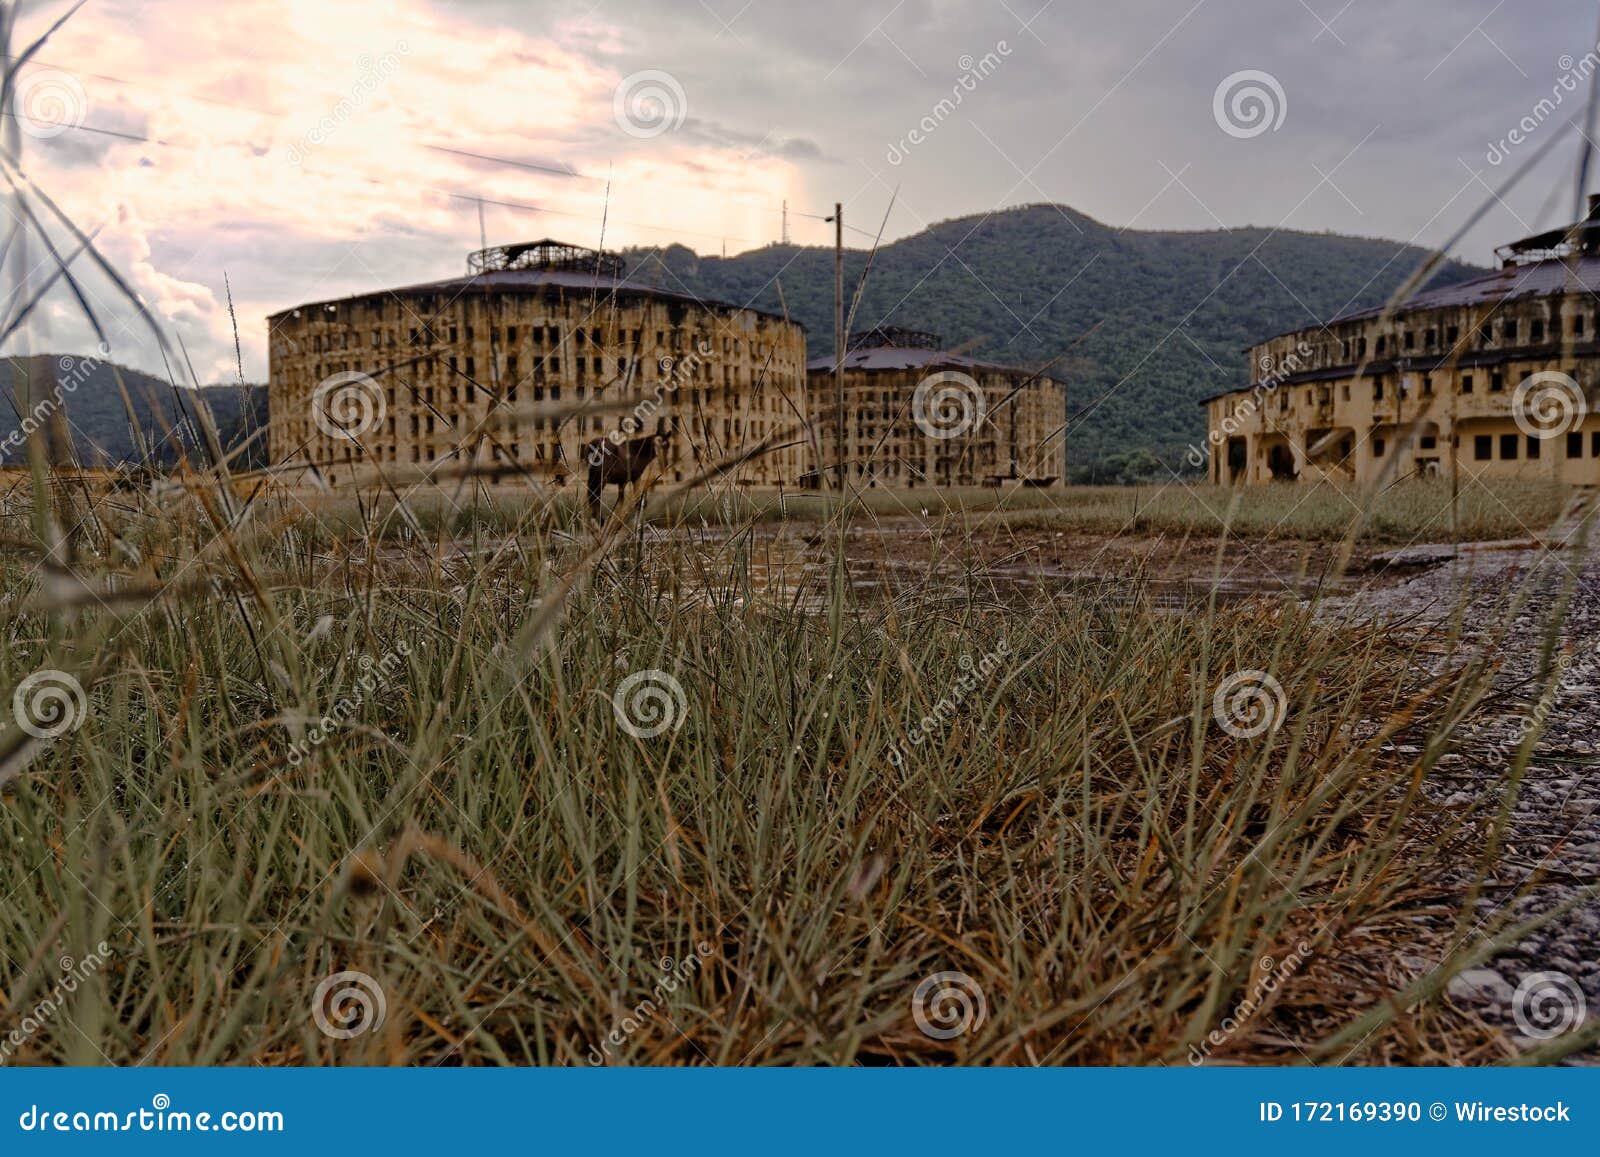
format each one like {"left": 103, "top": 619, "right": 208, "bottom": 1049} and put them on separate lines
{"left": 0, "top": 473, "right": 1566, "bottom": 1066}
{"left": 0, "top": 0, "right": 1589, "bottom": 1071}
{"left": 240, "top": 476, "right": 1572, "bottom": 549}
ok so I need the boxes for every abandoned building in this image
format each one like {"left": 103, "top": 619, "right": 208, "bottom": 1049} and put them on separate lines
{"left": 805, "top": 327, "right": 1066, "bottom": 488}
{"left": 266, "top": 240, "right": 811, "bottom": 489}
{"left": 1204, "top": 199, "right": 1600, "bottom": 486}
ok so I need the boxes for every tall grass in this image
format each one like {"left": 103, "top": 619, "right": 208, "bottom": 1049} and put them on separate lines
{"left": 0, "top": 0, "right": 1587, "bottom": 1065}
{"left": 0, "top": 486, "right": 1552, "bottom": 1065}
{"left": 109, "top": 475, "right": 1568, "bottom": 551}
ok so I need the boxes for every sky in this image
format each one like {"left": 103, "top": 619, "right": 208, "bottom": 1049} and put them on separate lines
{"left": 10, "top": 0, "right": 1600, "bottom": 383}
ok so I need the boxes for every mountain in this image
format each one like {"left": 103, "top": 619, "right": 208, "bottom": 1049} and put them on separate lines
{"left": 0, "top": 355, "right": 267, "bottom": 471}
{"left": 621, "top": 204, "right": 1485, "bottom": 480}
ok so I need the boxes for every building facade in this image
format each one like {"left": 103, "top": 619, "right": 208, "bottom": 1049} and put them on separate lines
{"left": 1203, "top": 203, "right": 1600, "bottom": 487}
{"left": 805, "top": 328, "right": 1066, "bottom": 489}
{"left": 267, "top": 240, "right": 810, "bottom": 489}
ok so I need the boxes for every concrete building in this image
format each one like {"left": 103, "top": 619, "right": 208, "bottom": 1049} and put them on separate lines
{"left": 267, "top": 240, "right": 810, "bottom": 489}
{"left": 805, "top": 327, "right": 1066, "bottom": 489}
{"left": 1203, "top": 200, "right": 1600, "bottom": 487}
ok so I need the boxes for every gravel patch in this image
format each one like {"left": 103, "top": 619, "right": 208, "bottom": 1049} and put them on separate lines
{"left": 1321, "top": 491, "right": 1600, "bottom": 1052}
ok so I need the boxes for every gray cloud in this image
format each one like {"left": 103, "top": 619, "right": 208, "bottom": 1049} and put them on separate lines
{"left": 440, "top": 0, "right": 1600, "bottom": 264}
{"left": 25, "top": 0, "right": 1600, "bottom": 385}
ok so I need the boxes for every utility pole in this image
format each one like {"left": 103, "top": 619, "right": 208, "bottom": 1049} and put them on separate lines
{"left": 831, "top": 202, "right": 844, "bottom": 492}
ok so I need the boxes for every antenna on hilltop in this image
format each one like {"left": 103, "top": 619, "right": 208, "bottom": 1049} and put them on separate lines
{"left": 782, "top": 200, "right": 790, "bottom": 246}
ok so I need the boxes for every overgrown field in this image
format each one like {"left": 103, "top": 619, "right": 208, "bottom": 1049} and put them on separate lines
{"left": 0, "top": 479, "right": 1563, "bottom": 1065}
{"left": 250, "top": 477, "right": 1570, "bottom": 548}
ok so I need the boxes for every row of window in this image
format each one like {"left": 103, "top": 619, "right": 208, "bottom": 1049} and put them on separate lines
{"left": 1366, "top": 431, "right": 1600, "bottom": 462}
{"left": 1471, "top": 430, "right": 1600, "bottom": 461}
{"left": 294, "top": 322, "right": 789, "bottom": 361}
{"left": 1341, "top": 315, "right": 1584, "bottom": 360}
{"left": 1264, "top": 368, "right": 1579, "bottom": 416}
{"left": 1257, "top": 310, "right": 1598, "bottom": 385}
{"left": 309, "top": 436, "right": 802, "bottom": 470}
{"left": 302, "top": 352, "right": 765, "bottom": 391}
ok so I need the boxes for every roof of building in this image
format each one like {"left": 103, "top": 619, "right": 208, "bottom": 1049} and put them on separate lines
{"left": 807, "top": 335, "right": 1062, "bottom": 381}
{"left": 268, "top": 241, "right": 798, "bottom": 326}
{"left": 1249, "top": 200, "right": 1600, "bottom": 349}
{"left": 1202, "top": 253, "right": 1600, "bottom": 406}
{"left": 1329, "top": 254, "right": 1600, "bottom": 325}
{"left": 847, "top": 326, "right": 944, "bottom": 352}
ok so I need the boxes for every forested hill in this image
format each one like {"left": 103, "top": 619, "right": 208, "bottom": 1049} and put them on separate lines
{"left": 0, "top": 356, "right": 266, "bottom": 470}
{"left": 621, "top": 204, "right": 1483, "bottom": 480}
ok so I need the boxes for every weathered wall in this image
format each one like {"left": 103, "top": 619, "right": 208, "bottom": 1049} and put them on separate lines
{"left": 267, "top": 286, "right": 810, "bottom": 489}
{"left": 1206, "top": 289, "right": 1600, "bottom": 487}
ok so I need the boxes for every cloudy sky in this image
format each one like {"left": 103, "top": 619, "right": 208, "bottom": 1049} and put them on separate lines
{"left": 11, "top": 0, "right": 1600, "bottom": 381}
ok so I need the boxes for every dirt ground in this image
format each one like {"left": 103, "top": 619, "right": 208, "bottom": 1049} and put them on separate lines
{"left": 704, "top": 516, "right": 1402, "bottom": 607}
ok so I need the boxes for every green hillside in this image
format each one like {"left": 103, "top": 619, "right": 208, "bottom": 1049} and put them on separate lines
{"left": 0, "top": 355, "right": 267, "bottom": 471}
{"left": 622, "top": 203, "right": 1483, "bottom": 480}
